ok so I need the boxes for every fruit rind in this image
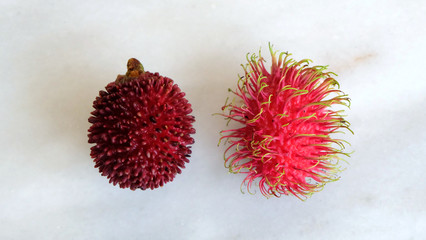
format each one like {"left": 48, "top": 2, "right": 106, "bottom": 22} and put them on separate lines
{"left": 88, "top": 60, "right": 195, "bottom": 190}
{"left": 219, "top": 44, "right": 352, "bottom": 199}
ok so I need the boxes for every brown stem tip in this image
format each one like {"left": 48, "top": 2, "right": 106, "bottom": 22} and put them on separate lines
{"left": 116, "top": 58, "right": 145, "bottom": 84}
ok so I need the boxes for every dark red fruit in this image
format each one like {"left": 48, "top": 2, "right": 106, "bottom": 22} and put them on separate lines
{"left": 88, "top": 58, "right": 195, "bottom": 190}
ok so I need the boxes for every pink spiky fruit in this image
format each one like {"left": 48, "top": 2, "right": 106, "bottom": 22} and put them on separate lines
{"left": 220, "top": 45, "right": 353, "bottom": 199}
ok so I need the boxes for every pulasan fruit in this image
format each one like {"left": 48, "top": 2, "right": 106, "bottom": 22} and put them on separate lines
{"left": 219, "top": 45, "right": 353, "bottom": 199}
{"left": 88, "top": 58, "right": 195, "bottom": 190}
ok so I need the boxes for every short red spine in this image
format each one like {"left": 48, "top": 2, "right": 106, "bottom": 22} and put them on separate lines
{"left": 88, "top": 58, "right": 195, "bottom": 190}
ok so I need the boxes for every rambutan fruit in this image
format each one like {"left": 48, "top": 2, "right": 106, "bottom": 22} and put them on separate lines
{"left": 219, "top": 45, "right": 353, "bottom": 199}
{"left": 88, "top": 58, "right": 195, "bottom": 190}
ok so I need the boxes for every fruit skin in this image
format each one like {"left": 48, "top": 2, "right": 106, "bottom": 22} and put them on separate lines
{"left": 220, "top": 45, "right": 352, "bottom": 199}
{"left": 88, "top": 59, "right": 195, "bottom": 190}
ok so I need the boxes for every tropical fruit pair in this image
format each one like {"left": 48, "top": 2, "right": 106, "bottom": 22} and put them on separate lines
{"left": 88, "top": 45, "right": 352, "bottom": 199}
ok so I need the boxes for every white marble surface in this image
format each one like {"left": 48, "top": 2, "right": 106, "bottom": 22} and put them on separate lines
{"left": 1, "top": 0, "right": 425, "bottom": 239}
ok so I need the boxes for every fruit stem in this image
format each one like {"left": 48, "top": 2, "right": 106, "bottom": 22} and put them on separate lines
{"left": 115, "top": 58, "right": 145, "bottom": 84}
